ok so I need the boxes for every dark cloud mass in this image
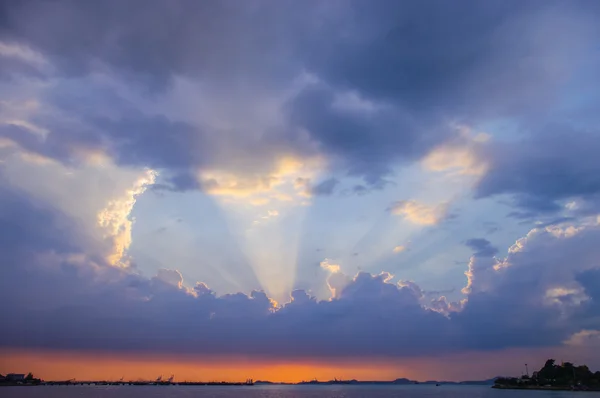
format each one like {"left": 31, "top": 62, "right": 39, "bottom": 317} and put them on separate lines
{"left": 476, "top": 129, "right": 600, "bottom": 216}
{"left": 1, "top": 175, "right": 600, "bottom": 358}
{"left": 2, "top": 0, "right": 600, "bottom": 362}
{"left": 1, "top": 0, "right": 598, "bottom": 189}
{"left": 465, "top": 239, "right": 498, "bottom": 258}
{"left": 310, "top": 177, "right": 339, "bottom": 196}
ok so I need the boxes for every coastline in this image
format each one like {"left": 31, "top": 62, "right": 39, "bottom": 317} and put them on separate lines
{"left": 493, "top": 385, "right": 600, "bottom": 392}
{"left": 0, "top": 381, "right": 254, "bottom": 387}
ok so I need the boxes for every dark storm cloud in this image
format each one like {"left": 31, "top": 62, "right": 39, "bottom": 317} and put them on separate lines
{"left": 92, "top": 115, "right": 207, "bottom": 169}
{"left": 455, "top": 225, "right": 600, "bottom": 350}
{"left": 2, "top": 0, "right": 598, "bottom": 190}
{"left": 1, "top": 177, "right": 600, "bottom": 358}
{"left": 476, "top": 129, "right": 600, "bottom": 215}
{"left": 310, "top": 177, "right": 339, "bottom": 196}
{"left": 465, "top": 239, "right": 498, "bottom": 258}
{"left": 0, "top": 54, "right": 46, "bottom": 80}
{"left": 0, "top": 0, "right": 309, "bottom": 189}
{"left": 577, "top": 270, "right": 600, "bottom": 301}
{"left": 0, "top": 0, "right": 305, "bottom": 87}
{"left": 575, "top": 269, "right": 600, "bottom": 319}
{"left": 1, "top": 113, "right": 207, "bottom": 166}
{"left": 303, "top": 1, "right": 522, "bottom": 108}
{"left": 283, "top": 0, "right": 600, "bottom": 182}
{"left": 285, "top": 84, "right": 449, "bottom": 184}
{"left": 455, "top": 290, "right": 567, "bottom": 350}
{"left": 0, "top": 184, "right": 80, "bottom": 256}
{"left": 151, "top": 170, "right": 203, "bottom": 192}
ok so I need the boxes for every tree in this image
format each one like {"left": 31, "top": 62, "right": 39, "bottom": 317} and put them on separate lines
{"left": 538, "top": 359, "right": 557, "bottom": 382}
{"left": 25, "top": 373, "right": 34, "bottom": 381}
{"left": 577, "top": 366, "right": 590, "bottom": 382}
{"left": 496, "top": 360, "right": 600, "bottom": 389}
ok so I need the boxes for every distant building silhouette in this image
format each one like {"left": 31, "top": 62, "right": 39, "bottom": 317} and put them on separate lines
{"left": 6, "top": 374, "right": 25, "bottom": 382}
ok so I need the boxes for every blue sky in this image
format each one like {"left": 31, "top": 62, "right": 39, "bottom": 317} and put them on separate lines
{"left": 1, "top": 0, "right": 600, "bottom": 380}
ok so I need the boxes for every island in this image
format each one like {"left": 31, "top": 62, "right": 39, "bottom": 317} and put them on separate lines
{"left": 0, "top": 373, "right": 254, "bottom": 386}
{"left": 0, "top": 373, "right": 42, "bottom": 386}
{"left": 0, "top": 371, "right": 498, "bottom": 387}
{"left": 494, "top": 359, "right": 600, "bottom": 391}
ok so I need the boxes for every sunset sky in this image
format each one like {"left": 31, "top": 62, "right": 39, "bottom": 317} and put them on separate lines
{"left": 1, "top": 0, "right": 600, "bottom": 382}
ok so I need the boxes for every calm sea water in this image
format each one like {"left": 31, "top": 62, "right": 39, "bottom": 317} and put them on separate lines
{"left": 1, "top": 385, "right": 599, "bottom": 398}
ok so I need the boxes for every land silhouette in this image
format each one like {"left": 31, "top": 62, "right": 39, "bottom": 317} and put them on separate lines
{"left": 0, "top": 372, "right": 496, "bottom": 387}
{"left": 4, "top": 359, "right": 599, "bottom": 391}
{"left": 494, "top": 359, "right": 600, "bottom": 391}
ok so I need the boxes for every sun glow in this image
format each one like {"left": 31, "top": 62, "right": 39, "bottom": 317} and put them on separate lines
{"left": 195, "top": 155, "right": 325, "bottom": 302}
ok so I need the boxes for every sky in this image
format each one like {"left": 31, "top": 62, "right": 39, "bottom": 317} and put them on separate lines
{"left": 1, "top": 0, "right": 600, "bottom": 382}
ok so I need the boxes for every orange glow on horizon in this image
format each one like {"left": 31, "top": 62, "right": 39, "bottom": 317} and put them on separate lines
{"left": 1, "top": 347, "right": 585, "bottom": 383}
{"left": 0, "top": 349, "right": 414, "bottom": 383}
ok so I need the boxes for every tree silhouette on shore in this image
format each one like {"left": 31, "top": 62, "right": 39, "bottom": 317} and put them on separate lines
{"left": 496, "top": 359, "right": 600, "bottom": 389}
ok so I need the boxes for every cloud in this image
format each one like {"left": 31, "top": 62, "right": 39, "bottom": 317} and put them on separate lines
{"left": 565, "top": 330, "right": 600, "bottom": 348}
{"left": 187, "top": 156, "right": 324, "bottom": 207}
{"left": 390, "top": 200, "right": 448, "bottom": 225}
{"left": 393, "top": 245, "right": 406, "bottom": 253}
{"left": 2, "top": 0, "right": 600, "bottom": 366}
{"left": 319, "top": 259, "right": 352, "bottom": 298}
{"left": 2, "top": 179, "right": 600, "bottom": 360}
{"left": 254, "top": 210, "right": 280, "bottom": 225}
{"left": 320, "top": 259, "right": 340, "bottom": 274}
{"left": 97, "top": 169, "right": 156, "bottom": 266}
{"left": 0, "top": 40, "right": 50, "bottom": 78}
{"left": 0, "top": 144, "right": 160, "bottom": 274}
{"left": 311, "top": 177, "right": 339, "bottom": 196}
{"left": 293, "top": 177, "right": 312, "bottom": 198}
{"left": 2, "top": 0, "right": 596, "bottom": 191}
{"left": 422, "top": 128, "right": 489, "bottom": 177}
{"left": 422, "top": 145, "right": 484, "bottom": 176}
{"left": 457, "top": 219, "right": 600, "bottom": 347}
{"left": 154, "top": 268, "right": 184, "bottom": 289}
{"left": 0, "top": 41, "right": 47, "bottom": 65}
{"left": 285, "top": 83, "right": 451, "bottom": 186}
{"left": 461, "top": 256, "right": 498, "bottom": 295}
{"left": 0, "top": 99, "right": 210, "bottom": 190}
{"left": 465, "top": 238, "right": 498, "bottom": 257}
{"left": 475, "top": 129, "right": 600, "bottom": 216}
{"left": 249, "top": 197, "right": 271, "bottom": 206}
{"left": 286, "top": 1, "right": 599, "bottom": 184}
{"left": 292, "top": 176, "right": 340, "bottom": 198}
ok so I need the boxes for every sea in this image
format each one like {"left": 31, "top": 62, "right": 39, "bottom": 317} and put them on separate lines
{"left": 1, "top": 385, "right": 599, "bottom": 398}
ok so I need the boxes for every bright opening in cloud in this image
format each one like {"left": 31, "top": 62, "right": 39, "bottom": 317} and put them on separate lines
{"left": 393, "top": 245, "right": 406, "bottom": 253}
{"left": 390, "top": 200, "right": 449, "bottom": 226}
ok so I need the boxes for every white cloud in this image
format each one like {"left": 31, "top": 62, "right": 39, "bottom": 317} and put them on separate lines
{"left": 0, "top": 41, "right": 48, "bottom": 66}
{"left": 421, "top": 126, "right": 489, "bottom": 177}
{"left": 320, "top": 259, "right": 340, "bottom": 274}
{"left": 97, "top": 169, "right": 157, "bottom": 266}
{"left": 393, "top": 245, "right": 406, "bottom": 253}
{"left": 1, "top": 150, "right": 156, "bottom": 267}
{"left": 564, "top": 330, "right": 600, "bottom": 347}
{"left": 390, "top": 200, "right": 448, "bottom": 225}
{"left": 154, "top": 268, "right": 184, "bottom": 289}
{"left": 199, "top": 156, "right": 325, "bottom": 206}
